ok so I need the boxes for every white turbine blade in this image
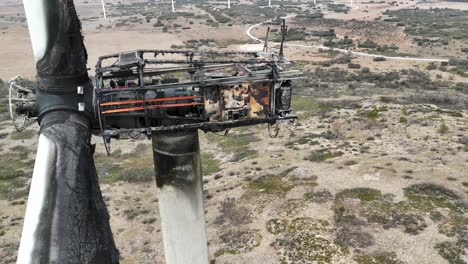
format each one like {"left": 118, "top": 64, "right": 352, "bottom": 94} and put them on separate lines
{"left": 17, "top": 134, "right": 55, "bottom": 264}
{"left": 23, "top": 0, "right": 48, "bottom": 62}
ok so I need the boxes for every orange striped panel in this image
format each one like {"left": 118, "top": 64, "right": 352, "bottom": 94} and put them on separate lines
{"left": 100, "top": 96, "right": 203, "bottom": 107}
{"left": 101, "top": 102, "right": 204, "bottom": 114}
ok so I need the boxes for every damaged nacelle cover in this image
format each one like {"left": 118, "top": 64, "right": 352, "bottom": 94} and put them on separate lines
{"left": 93, "top": 49, "right": 301, "bottom": 137}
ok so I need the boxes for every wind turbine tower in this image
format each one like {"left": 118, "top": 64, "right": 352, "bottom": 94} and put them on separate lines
{"left": 228, "top": 0, "right": 231, "bottom": 8}
{"left": 172, "top": 0, "right": 175, "bottom": 12}
{"left": 269, "top": 0, "right": 271, "bottom": 7}
{"left": 101, "top": 0, "right": 107, "bottom": 19}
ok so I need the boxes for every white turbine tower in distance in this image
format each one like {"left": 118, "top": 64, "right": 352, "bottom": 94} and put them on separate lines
{"left": 269, "top": 0, "right": 271, "bottom": 7}
{"left": 101, "top": 0, "right": 107, "bottom": 19}
{"left": 172, "top": 0, "right": 175, "bottom": 12}
{"left": 228, "top": 0, "right": 231, "bottom": 8}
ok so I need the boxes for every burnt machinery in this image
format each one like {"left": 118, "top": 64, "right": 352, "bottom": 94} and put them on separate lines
{"left": 94, "top": 49, "right": 301, "bottom": 152}
{"left": 10, "top": 50, "right": 300, "bottom": 153}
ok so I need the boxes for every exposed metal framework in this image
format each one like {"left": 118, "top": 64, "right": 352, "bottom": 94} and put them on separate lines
{"left": 94, "top": 49, "right": 301, "bottom": 153}
{"left": 8, "top": 76, "right": 37, "bottom": 132}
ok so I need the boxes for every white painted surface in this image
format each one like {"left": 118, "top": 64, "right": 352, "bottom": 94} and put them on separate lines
{"left": 157, "top": 166, "right": 208, "bottom": 264}
{"left": 172, "top": 0, "right": 175, "bottom": 12}
{"left": 17, "top": 134, "right": 55, "bottom": 264}
{"left": 23, "top": 0, "right": 48, "bottom": 62}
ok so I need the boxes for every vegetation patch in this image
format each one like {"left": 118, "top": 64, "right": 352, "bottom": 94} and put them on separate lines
{"left": 437, "top": 211, "right": 467, "bottom": 238}
{"left": 10, "top": 130, "right": 36, "bottom": 140}
{"left": 0, "top": 169, "right": 27, "bottom": 200}
{"left": 305, "top": 189, "right": 334, "bottom": 204}
{"left": 271, "top": 217, "right": 341, "bottom": 263}
{"left": 403, "top": 183, "right": 464, "bottom": 212}
{"left": 9, "top": 145, "right": 30, "bottom": 159}
{"left": 201, "top": 152, "right": 221, "bottom": 176}
{"left": 438, "top": 123, "right": 449, "bottom": 134}
{"left": 333, "top": 182, "right": 467, "bottom": 259}
{"left": 305, "top": 149, "right": 344, "bottom": 162}
{"left": 223, "top": 4, "right": 286, "bottom": 23}
{"left": 354, "top": 251, "right": 404, "bottom": 264}
{"left": 0, "top": 148, "right": 33, "bottom": 200}
{"left": 243, "top": 175, "right": 292, "bottom": 199}
{"left": 211, "top": 132, "right": 258, "bottom": 162}
{"left": 97, "top": 148, "right": 155, "bottom": 183}
{"left": 122, "top": 208, "right": 151, "bottom": 220}
{"left": 266, "top": 219, "right": 288, "bottom": 234}
{"left": 435, "top": 240, "right": 468, "bottom": 264}
{"left": 214, "top": 198, "right": 252, "bottom": 226}
{"left": 384, "top": 9, "right": 468, "bottom": 42}
{"left": 103, "top": 167, "right": 154, "bottom": 183}
{"left": 335, "top": 222, "right": 375, "bottom": 248}
{"left": 217, "top": 228, "right": 261, "bottom": 256}
{"left": 291, "top": 96, "right": 320, "bottom": 118}
{"left": 214, "top": 248, "right": 239, "bottom": 257}
{"left": 284, "top": 133, "right": 320, "bottom": 148}
{"left": 335, "top": 188, "right": 382, "bottom": 202}
{"left": 334, "top": 187, "right": 430, "bottom": 237}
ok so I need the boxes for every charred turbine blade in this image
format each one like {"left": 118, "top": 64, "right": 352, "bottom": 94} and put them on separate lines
{"left": 18, "top": 0, "right": 119, "bottom": 263}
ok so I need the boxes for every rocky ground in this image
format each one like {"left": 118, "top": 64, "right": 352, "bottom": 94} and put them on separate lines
{"left": 0, "top": 72, "right": 466, "bottom": 263}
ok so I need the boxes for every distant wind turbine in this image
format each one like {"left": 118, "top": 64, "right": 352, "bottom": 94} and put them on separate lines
{"left": 172, "top": 0, "right": 175, "bottom": 12}
{"left": 101, "top": 0, "right": 107, "bottom": 19}
{"left": 268, "top": 0, "right": 271, "bottom": 7}
{"left": 228, "top": 0, "right": 231, "bottom": 8}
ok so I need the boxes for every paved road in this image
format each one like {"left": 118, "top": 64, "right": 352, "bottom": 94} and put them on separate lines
{"left": 246, "top": 19, "right": 450, "bottom": 62}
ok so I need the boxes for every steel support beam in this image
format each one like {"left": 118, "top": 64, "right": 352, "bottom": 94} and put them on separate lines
{"left": 151, "top": 130, "right": 209, "bottom": 264}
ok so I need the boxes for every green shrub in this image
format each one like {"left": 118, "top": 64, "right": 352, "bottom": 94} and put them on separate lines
{"left": 438, "top": 123, "right": 449, "bottom": 134}
{"left": 306, "top": 149, "right": 343, "bottom": 162}
{"left": 104, "top": 167, "right": 154, "bottom": 183}
{"left": 336, "top": 187, "right": 382, "bottom": 201}
{"left": 212, "top": 133, "right": 258, "bottom": 162}
{"left": 201, "top": 152, "right": 221, "bottom": 176}
{"left": 367, "top": 108, "right": 380, "bottom": 120}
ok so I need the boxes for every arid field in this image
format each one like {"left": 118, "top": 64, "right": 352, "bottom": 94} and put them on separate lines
{"left": 0, "top": 0, "right": 467, "bottom": 263}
